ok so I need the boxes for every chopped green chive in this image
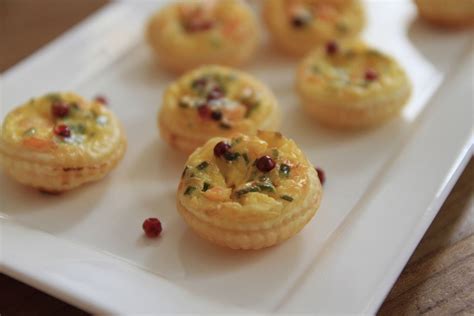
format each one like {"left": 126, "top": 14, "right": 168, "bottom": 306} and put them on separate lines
{"left": 335, "top": 22, "right": 349, "bottom": 34}
{"left": 202, "top": 182, "right": 211, "bottom": 192}
{"left": 311, "top": 65, "right": 321, "bottom": 74}
{"left": 219, "top": 122, "right": 232, "bottom": 130}
{"left": 196, "top": 161, "right": 209, "bottom": 171}
{"left": 244, "top": 102, "right": 260, "bottom": 118}
{"left": 184, "top": 186, "right": 196, "bottom": 196}
{"left": 210, "top": 36, "right": 221, "bottom": 48}
{"left": 224, "top": 151, "right": 240, "bottom": 161}
{"left": 231, "top": 137, "right": 242, "bottom": 146}
{"left": 366, "top": 49, "right": 383, "bottom": 57}
{"left": 242, "top": 153, "right": 250, "bottom": 164}
{"left": 281, "top": 195, "right": 294, "bottom": 202}
{"left": 178, "top": 100, "right": 189, "bottom": 108}
{"left": 272, "top": 149, "right": 279, "bottom": 159}
{"left": 23, "top": 128, "right": 37, "bottom": 137}
{"left": 70, "top": 124, "right": 86, "bottom": 134}
{"left": 46, "top": 93, "right": 61, "bottom": 102}
{"left": 257, "top": 183, "right": 275, "bottom": 193}
{"left": 279, "top": 164, "right": 291, "bottom": 177}
{"left": 236, "top": 186, "right": 260, "bottom": 197}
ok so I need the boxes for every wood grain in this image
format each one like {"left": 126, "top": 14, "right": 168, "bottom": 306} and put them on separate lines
{"left": 0, "top": 1, "right": 473, "bottom": 315}
{"left": 0, "top": 0, "right": 108, "bottom": 72}
{"left": 378, "top": 158, "right": 474, "bottom": 315}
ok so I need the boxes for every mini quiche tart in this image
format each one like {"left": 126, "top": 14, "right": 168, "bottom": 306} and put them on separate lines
{"left": 158, "top": 65, "right": 281, "bottom": 154}
{"left": 262, "top": 0, "right": 365, "bottom": 57}
{"left": 296, "top": 41, "right": 411, "bottom": 129}
{"left": 177, "top": 131, "right": 322, "bottom": 250}
{"left": 0, "top": 92, "right": 127, "bottom": 193}
{"left": 147, "top": 0, "right": 259, "bottom": 73}
{"left": 414, "top": 0, "right": 474, "bottom": 28}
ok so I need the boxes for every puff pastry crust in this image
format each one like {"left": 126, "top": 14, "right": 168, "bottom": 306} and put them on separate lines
{"left": 177, "top": 131, "right": 322, "bottom": 250}
{"left": 147, "top": 0, "right": 259, "bottom": 73}
{"left": 0, "top": 92, "right": 127, "bottom": 193}
{"left": 158, "top": 65, "right": 281, "bottom": 154}
{"left": 296, "top": 41, "right": 411, "bottom": 129}
{"left": 263, "top": 0, "right": 365, "bottom": 57}
{"left": 415, "top": 0, "right": 474, "bottom": 27}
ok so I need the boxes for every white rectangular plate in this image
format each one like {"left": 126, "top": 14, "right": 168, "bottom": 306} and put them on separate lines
{"left": 1, "top": 1, "right": 472, "bottom": 314}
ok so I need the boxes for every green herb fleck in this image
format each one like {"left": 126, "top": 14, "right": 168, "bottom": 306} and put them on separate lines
{"left": 311, "top": 65, "right": 321, "bottom": 74}
{"left": 178, "top": 98, "right": 190, "bottom": 108}
{"left": 219, "top": 122, "right": 232, "bottom": 130}
{"left": 257, "top": 183, "right": 275, "bottom": 193}
{"left": 231, "top": 137, "right": 242, "bottom": 146}
{"left": 335, "top": 22, "right": 349, "bottom": 34}
{"left": 281, "top": 195, "right": 294, "bottom": 202}
{"left": 225, "top": 73, "right": 237, "bottom": 82}
{"left": 70, "top": 124, "right": 86, "bottom": 134}
{"left": 242, "top": 153, "right": 250, "bottom": 164}
{"left": 244, "top": 102, "right": 260, "bottom": 118}
{"left": 197, "top": 161, "right": 209, "bottom": 171}
{"left": 236, "top": 186, "right": 260, "bottom": 197}
{"left": 210, "top": 36, "right": 221, "bottom": 48}
{"left": 366, "top": 49, "right": 383, "bottom": 57}
{"left": 272, "top": 149, "right": 279, "bottom": 159}
{"left": 358, "top": 80, "right": 370, "bottom": 87}
{"left": 184, "top": 186, "right": 196, "bottom": 196}
{"left": 224, "top": 151, "right": 240, "bottom": 161}
{"left": 46, "top": 93, "right": 61, "bottom": 102}
{"left": 202, "top": 182, "right": 211, "bottom": 192}
{"left": 279, "top": 164, "right": 291, "bottom": 177}
{"left": 23, "top": 128, "right": 37, "bottom": 137}
{"left": 191, "top": 78, "right": 205, "bottom": 90}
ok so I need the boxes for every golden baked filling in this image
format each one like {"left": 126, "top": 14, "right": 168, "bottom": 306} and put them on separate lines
{"left": 174, "top": 0, "right": 252, "bottom": 41}
{"left": 159, "top": 65, "right": 280, "bottom": 153}
{"left": 179, "top": 131, "right": 312, "bottom": 224}
{"left": 285, "top": 0, "right": 361, "bottom": 34}
{"left": 263, "top": 0, "right": 364, "bottom": 56}
{"left": 176, "top": 69, "right": 264, "bottom": 130}
{"left": 298, "top": 41, "right": 410, "bottom": 104}
{"left": 176, "top": 131, "right": 322, "bottom": 249}
{"left": 147, "top": 0, "right": 259, "bottom": 72}
{"left": 296, "top": 41, "right": 411, "bottom": 128}
{"left": 1, "top": 93, "right": 118, "bottom": 159}
{"left": 0, "top": 92, "right": 126, "bottom": 192}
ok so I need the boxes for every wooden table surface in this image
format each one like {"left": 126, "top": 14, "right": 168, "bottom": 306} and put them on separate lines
{"left": 0, "top": 1, "right": 472, "bottom": 315}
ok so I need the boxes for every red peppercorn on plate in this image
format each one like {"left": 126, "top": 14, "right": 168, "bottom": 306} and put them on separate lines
{"left": 1, "top": 0, "right": 472, "bottom": 314}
